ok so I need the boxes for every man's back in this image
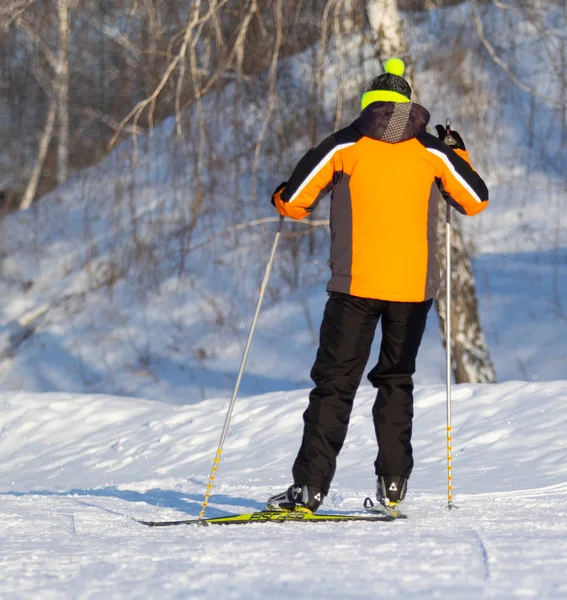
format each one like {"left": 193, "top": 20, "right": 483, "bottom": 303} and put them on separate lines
{"left": 273, "top": 101, "right": 488, "bottom": 301}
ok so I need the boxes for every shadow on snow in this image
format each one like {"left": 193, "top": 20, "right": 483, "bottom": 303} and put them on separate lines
{"left": 0, "top": 486, "right": 266, "bottom": 518}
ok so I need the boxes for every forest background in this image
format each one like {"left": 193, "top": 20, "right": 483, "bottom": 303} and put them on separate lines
{"left": 0, "top": 0, "right": 565, "bottom": 402}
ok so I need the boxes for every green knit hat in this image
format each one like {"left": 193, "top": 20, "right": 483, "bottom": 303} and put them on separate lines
{"left": 361, "top": 58, "right": 412, "bottom": 110}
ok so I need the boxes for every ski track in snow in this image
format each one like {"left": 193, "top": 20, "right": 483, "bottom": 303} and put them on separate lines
{"left": 1, "top": 382, "right": 567, "bottom": 598}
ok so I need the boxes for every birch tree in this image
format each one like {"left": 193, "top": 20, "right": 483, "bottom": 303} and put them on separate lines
{"left": 56, "top": 0, "right": 69, "bottom": 184}
{"left": 15, "top": 5, "right": 59, "bottom": 209}
{"left": 0, "top": 0, "right": 35, "bottom": 29}
{"left": 12, "top": 0, "right": 69, "bottom": 206}
{"left": 19, "top": 100, "right": 57, "bottom": 211}
{"left": 367, "top": 0, "right": 496, "bottom": 383}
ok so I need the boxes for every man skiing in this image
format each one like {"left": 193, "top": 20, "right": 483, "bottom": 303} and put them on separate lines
{"left": 267, "top": 58, "right": 489, "bottom": 514}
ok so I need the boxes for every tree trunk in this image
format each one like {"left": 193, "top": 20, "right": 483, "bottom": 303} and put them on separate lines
{"left": 20, "top": 99, "right": 57, "bottom": 211}
{"left": 56, "top": 0, "right": 70, "bottom": 185}
{"left": 366, "top": 0, "right": 407, "bottom": 59}
{"left": 435, "top": 196, "right": 497, "bottom": 383}
{"left": 366, "top": 0, "right": 496, "bottom": 383}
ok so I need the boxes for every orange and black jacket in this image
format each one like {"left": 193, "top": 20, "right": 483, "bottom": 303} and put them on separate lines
{"left": 273, "top": 101, "right": 489, "bottom": 302}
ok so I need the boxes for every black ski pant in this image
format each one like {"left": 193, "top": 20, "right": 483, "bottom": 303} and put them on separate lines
{"left": 292, "top": 292, "right": 433, "bottom": 495}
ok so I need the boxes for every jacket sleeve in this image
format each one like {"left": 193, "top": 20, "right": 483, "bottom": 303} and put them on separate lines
{"left": 273, "top": 128, "right": 359, "bottom": 220}
{"left": 418, "top": 133, "right": 489, "bottom": 216}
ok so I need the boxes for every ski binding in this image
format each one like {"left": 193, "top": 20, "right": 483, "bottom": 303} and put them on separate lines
{"left": 364, "top": 497, "right": 407, "bottom": 519}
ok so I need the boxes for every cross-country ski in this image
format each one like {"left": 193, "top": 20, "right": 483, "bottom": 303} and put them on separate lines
{"left": 138, "top": 510, "right": 398, "bottom": 527}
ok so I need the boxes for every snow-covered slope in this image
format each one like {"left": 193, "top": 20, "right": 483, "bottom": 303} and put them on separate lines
{"left": 1, "top": 382, "right": 567, "bottom": 598}
{"left": 0, "top": 128, "right": 565, "bottom": 402}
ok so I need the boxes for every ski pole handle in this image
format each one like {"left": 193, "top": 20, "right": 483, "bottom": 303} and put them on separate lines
{"left": 444, "top": 118, "right": 458, "bottom": 148}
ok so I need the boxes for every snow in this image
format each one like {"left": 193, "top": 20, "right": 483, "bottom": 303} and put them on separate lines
{"left": 1, "top": 382, "right": 567, "bottom": 598}
{"left": 0, "top": 139, "right": 565, "bottom": 401}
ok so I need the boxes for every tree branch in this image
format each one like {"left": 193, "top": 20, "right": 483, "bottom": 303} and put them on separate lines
{"left": 108, "top": 0, "right": 231, "bottom": 151}
{"left": 473, "top": 1, "right": 566, "bottom": 107}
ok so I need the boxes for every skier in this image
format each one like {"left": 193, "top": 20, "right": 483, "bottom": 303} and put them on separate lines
{"left": 267, "top": 58, "right": 489, "bottom": 514}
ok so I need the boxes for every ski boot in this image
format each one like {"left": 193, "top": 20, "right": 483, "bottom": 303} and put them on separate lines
{"left": 376, "top": 475, "right": 407, "bottom": 517}
{"left": 266, "top": 484, "right": 325, "bottom": 513}
{"left": 364, "top": 475, "right": 407, "bottom": 518}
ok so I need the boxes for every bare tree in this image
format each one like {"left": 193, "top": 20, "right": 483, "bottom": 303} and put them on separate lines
{"left": 0, "top": 0, "right": 35, "bottom": 30}
{"left": 20, "top": 100, "right": 57, "bottom": 211}
{"left": 56, "top": 0, "right": 69, "bottom": 184}
{"left": 435, "top": 192, "right": 496, "bottom": 383}
{"left": 366, "top": 0, "right": 496, "bottom": 383}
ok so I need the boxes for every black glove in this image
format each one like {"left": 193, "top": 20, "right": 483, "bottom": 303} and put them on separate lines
{"left": 271, "top": 181, "right": 287, "bottom": 206}
{"left": 435, "top": 124, "right": 466, "bottom": 151}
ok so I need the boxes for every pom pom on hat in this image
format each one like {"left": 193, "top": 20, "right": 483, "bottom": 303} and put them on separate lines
{"left": 384, "top": 58, "right": 405, "bottom": 77}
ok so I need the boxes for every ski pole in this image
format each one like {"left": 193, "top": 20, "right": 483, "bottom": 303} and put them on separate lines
{"left": 445, "top": 199, "right": 455, "bottom": 510}
{"left": 445, "top": 118, "right": 456, "bottom": 510}
{"left": 198, "top": 215, "right": 285, "bottom": 521}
